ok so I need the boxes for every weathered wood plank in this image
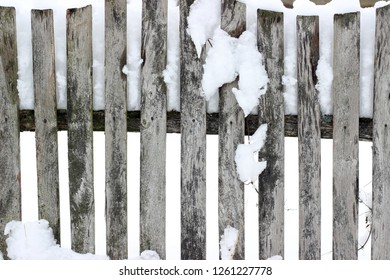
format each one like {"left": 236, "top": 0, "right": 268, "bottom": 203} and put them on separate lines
{"left": 105, "top": 0, "right": 128, "bottom": 260}
{"left": 19, "top": 110, "right": 374, "bottom": 141}
{"left": 31, "top": 9, "right": 60, "bottom": 246}
{"left": 218, "top": 0, "right": 246, "bottom": 260}
{"left": 257, "top": 10, "right": 285, "bottom": 260}
{"left": 140, "top": 0, "right": 168, "bottom": 259}
{"left": 0, "top": 7, "right": 20, "bottom": 258}
{"left": 66, "top": 6, "right": 94, "bottom": 254}
{"left": 372, "top": 4, "right": 390, "bottom": 260}
{"left": 180, "top": 0, "right": 207, "bottom": 260}
{"left": 296, "top": 16, "right": 321, "bottom": 260}
{"left": 332, "top": 12, "right": 360, "bottom": 260}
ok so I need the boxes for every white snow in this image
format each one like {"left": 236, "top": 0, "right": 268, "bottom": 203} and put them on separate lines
{"left": 4, "top": 220, "right": 108, "bottom": 260}
{"left": 219, "top": 226, "right": 239, "bottom": 260}
{"left": 187, "top": 0, "right": 220, "bottom": 58}
{"left": 267, "top": 255, "right": 283, "bottom": 260}
{"left": 235, "top": 124, "right": 268, "bottom": 184}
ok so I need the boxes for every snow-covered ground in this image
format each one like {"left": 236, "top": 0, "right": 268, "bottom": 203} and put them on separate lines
{"left": 0, "top": 0, "right": 383, "bottom": 260}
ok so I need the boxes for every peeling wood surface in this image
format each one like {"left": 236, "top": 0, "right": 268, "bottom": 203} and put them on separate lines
{"left": 257, "top": 10, "right": 284, "bottom": 260}
{"left": 218, "top": 0, "right": 246, "bottom": 260}
{"left": 372, "top": 4, "right": 390, "bottom": 260}
{"left": 332, "top": 12, "right": 360, "bottom": 260}
{"left": 180, "top": 0, "right": 207, "bottom": 260}
{"left": 105, "top": 0, "right": 128, "bottom": 260}
{"left": 0, "top": 7, "right": 20, "bottom": 258}
{"left": 297, "top": 16, "right": 321, "bottom": 260}
{"left": 140, "top": 0, "right": 168, "bottom": 260}
{"left": 66, "top": 6, "right": 94, "bottom": 254}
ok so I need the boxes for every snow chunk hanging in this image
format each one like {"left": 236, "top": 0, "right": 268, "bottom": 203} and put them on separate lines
{"left": 235, "top": 124, "right": 268, "bottom": 184}
{"left": 187, "top": 0, "right": 220, "bottom": 58}
{"left": 202, "top": 30, "right": 268, "bottom": 117}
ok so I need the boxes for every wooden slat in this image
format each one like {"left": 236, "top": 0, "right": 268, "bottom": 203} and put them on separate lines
{"left": 372, "top": 4, "right": 390, "bottom": 260}
{"left": 332, "top": 12, "right": 360, "bottom": 260}
{"left": 257, "top": 10, "right": 284, "bottom": 260}
{"left": 0, "top": 7, "right": 20, "bottom": 257}
{"left": 105, "top": 0, "right": 128, "bottom": 260}
{"left": 296, "top": 16, "right": 321, "bottom": 260}
{"left": 31, "top": 9, "right": 60, "bottom": 246}
{"left": 66, "top": 6, "right": 94, "bottom": 254}
{"left": 218, "top": 0, "right": 246, "bottom": 260}
{"left": 140, "top": 0, "right": 168, "bottom": 259}
{"left": 180, "top": 0, "right": 207, "bottom": 260}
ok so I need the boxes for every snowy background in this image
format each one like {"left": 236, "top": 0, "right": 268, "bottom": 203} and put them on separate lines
{"left": 0, "top": 0, "right": 384, "bottom": 260}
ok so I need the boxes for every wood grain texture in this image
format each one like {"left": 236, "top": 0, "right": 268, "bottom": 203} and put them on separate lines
{"left": 66, "top": 6, "right": 94, "bottom": 254}
{"left": 257, "top": 10, "right": 285, "bottom": 260}
{"left": 31, "top": 9, "right": 60, "bottom": 246}
{"left": 372, "top": 4, "right": 390, "bottom": 260}
{"left": 218, "top": 0, "right": 246, "bottom": 260}
{"left": 180, "top": 0, "right": 207, "bottom": 260}
{"left": 332, "top": 12, "right": 360, "bottom": 260}
{"left": 140, "top": 0, "right": 167, "bottom": 259}
{"left": 296, "top": 16, "right": 321, "bottom": 260}
{"left": 105, "top": 0, "right": 128, "bottom": 260}
{"left": 0, "top": 7, "right": 20, "bottom": 258}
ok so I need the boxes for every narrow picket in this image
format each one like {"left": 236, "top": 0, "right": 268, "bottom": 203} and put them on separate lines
{"left": 180, "top": 0, "right": 207, "bottom": 260}
{"left": 105, "top": 0, "right": 128, "bottom": 259}
{"left": 296, "top": 16, "right": 321, "bottom": 260}
{"left": 257, "top": 10, "right": 285, "bottom": 260}
{"left": 372, "top": 4, "right": 390, "bottom": 260}
{"left": 218, "top": 0, "right": 246, "bottom": 260}
{"left": 0, "top": 7, "right": 20, "bottom": 258}
{"left": 140, "top": 0, "right": 168, "bottom": 259}
{"left": 31, "top": 9, "right": 61, "bottom": 246}
{"left": 66, "top": 6, "right": 94, "bottom": 254}
{"left": 332, "top": 12, "right": 360, "bottom": 260}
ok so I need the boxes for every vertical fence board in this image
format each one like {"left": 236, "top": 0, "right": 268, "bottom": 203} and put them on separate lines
{"left": 0, "top": 7, "right": 20, "bottom": 257}
{"left": 296, "top": 16, "right": 321, "bottom": 260}
{"left": 31, "top": 9, "right": 60, "bottom": 246}
{"left": 218, "top": 0, "right": 246, "bottom": 260}
{"left": 66, "top": 6, "right": 94, "bottom": 254}
{"left": 257, "top": 10, "right": 284, "bottom": 260}
{"left": 140, "top": 0, "right": 168, "bottom": 259}
{"left": 372, "top": 4, "right": 390, "bottom": 260}
{"left": 332, "top": 12, "right": 360, "bottom": 260}
{"left": 180, "top": 0, "right": 207, "bottom": 260}
{"left": 105, "top": 0, "right": 128, "bottom": 259}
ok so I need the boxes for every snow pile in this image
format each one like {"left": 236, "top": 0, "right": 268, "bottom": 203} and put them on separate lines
{"left": 267, "top": 255, "right": 283, "bottom": 260}
{"left": 235, "top": 124, "right": 268, "bottom": 184}
{"left": 132, "top": 250, "right": 161, "bottom": 260}
{"left": 219, "top": 226, "right": 239, "bottom": 260}
{"left": 187, "top": 0, "right": 220, "bottom": 58}
{"left": 4, "top": 220, "right": 108, "bottom": 260}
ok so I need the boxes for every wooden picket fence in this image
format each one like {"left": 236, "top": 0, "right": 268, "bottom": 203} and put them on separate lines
{"left": 1, "top": 0, "right": 390, "bottom": 260}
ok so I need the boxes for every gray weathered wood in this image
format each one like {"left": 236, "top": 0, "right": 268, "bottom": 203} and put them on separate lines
{"left": 31, "top": 9, "right": 60, "bottom": 246}
{"left": 0, "top": 7, "right": 20, "bottom": 258}
{"left": 372, "top": 4, "right": 390, "bottom": 260}
{"left": 218, "top": 0, "right": 246, "bottom": 260}
{"left": 140, "top": 0, "right": 168, "bottom": 260}
{"left": 332, "top": 12, "right": 360, "bottom": 260}
{"left": 257, "top": 10, "right": 285, "bottom": 260}
{"left": 180, "top": 0, "right": 207, "bottom": 260}
{"left": 105, "top": 0, "right": 128, "bottom": 260}
{"left": 66, "top": 6, "right": 94, "bottom": 254}
{"left": 296, "top": 16, "right": 321, "bottom": 260}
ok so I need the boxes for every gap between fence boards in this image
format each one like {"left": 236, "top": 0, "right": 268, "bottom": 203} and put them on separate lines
{"left": 18, "top": 109, "right": 373, "bottom": 141}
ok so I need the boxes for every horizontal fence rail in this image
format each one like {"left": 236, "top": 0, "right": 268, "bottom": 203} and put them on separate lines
{"left": 1, "top": 2, "right": 390, "bottom": 261}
